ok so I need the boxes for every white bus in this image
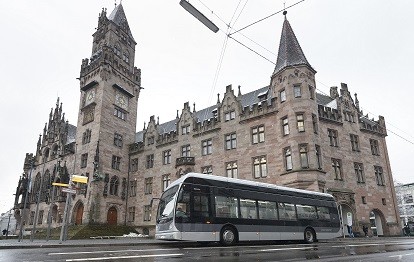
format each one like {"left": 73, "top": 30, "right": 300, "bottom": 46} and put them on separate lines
{"left": 155, "top": 173, "right": 341, "bottom": 245}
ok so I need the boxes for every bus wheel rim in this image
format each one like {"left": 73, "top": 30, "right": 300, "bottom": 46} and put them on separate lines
{"left": 305, "top": 230, "right": 313, "bottom": 242}
{"left": 223, "top": 230, "right": 234, "bottom": 243}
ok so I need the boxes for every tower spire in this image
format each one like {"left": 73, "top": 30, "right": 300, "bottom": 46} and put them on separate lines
{"left": 272, "top": 15, "right": 315, "bottom": 76}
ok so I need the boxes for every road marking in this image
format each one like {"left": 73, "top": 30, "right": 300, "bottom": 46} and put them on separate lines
{"left": 65, "top": 253, "right": 183, "bottom": 261}
{"left": 49, "top": 248, "right": 178, "bottom": 255}
{"left": 389, "top": 253, "right": 414, "bottom": 258}
{"left": 259, "top": 247, "right": 315, "bottom": 252}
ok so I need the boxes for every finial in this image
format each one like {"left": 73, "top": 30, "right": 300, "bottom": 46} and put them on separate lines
{"left": 176, "top": 110, "right": 179, "bottom": 119}
{"left": 193, "top": 102, "right": 196, "bottom": 112}
{"left": 217, "top": 93, "right": 220, "bottom": 104}
{"left": 114, "top": 0, "right": 117, "bottom": 7}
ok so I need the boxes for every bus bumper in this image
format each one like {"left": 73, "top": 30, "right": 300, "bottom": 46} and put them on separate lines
{"left": 155, "top": 231, "right": 181, "bottom": 240}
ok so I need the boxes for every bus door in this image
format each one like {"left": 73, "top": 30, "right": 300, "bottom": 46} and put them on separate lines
{"left": 191, "top": 185, "right": 212, "bottom": 224}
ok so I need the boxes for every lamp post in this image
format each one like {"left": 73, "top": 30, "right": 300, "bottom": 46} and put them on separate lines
{"left": 18, "top": 158, "right": 34, "bottom": 242}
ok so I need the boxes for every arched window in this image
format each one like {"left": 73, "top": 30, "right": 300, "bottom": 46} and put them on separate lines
{"left": 52, "top": 144, "right": 59, "bottom": 159}
{"left": 32, "top": 173, "right": 42, "bottom": 202}
{"left": 44, "top": 148, "right": 50, "bottom": 160}
{"left": 123, "top": 51, "right": 129, "bottom": 63}
{"left": 109, "top": 176, "right": 119, "bottom": 196}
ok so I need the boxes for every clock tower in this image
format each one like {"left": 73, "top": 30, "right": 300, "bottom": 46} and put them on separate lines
{"left": 75, "top": 4, "right": 141, "bottom": 224}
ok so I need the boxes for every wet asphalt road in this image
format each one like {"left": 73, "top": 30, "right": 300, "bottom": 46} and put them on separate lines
{"left": 2, "top": 238, "right": 414, "bottom": 261}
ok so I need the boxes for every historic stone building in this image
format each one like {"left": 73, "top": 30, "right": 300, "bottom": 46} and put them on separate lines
{"left": 14, "top": 4, "right": 400, "bottom": 237}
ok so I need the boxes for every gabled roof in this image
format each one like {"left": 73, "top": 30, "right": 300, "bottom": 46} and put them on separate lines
{"left": 108, "top": 4, "right": 135, "bottom": 41}
{"left": 273, "top": 17, "right": 315, "bottom": 75}
{"left": 134, "top": 86, "right": 274, "bottom": 143}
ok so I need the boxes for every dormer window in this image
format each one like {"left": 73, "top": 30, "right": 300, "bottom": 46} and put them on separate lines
{"left": 225, "top": 110, "right": 235, "bottom": 121}
{"left": 182, "top": 125, "right": 190, "bottom": 135}
{"left": 294, "top": 85, "right": 302, "bottom": 98}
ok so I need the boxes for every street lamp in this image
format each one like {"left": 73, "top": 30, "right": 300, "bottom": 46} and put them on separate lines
{"left": 179, "top": 0, "right": 219, "bottom": 33}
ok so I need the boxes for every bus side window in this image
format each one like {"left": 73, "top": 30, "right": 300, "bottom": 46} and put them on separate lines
{"left": 296, "top": 204, "right": 317, "bottom": 220}
{"left": 317, "top": 206, "right": 331, "bottom": 220}
{"left": 279, "top": 202, "right": 297, "bottom": 221}
{"left": 176, "top": 190, "right": 191, "bottom": 218}
{"left": 193, "top": 193, "right": 210, "bottom": 217}
{"left": 239, "top": 198, "right": 257, "bottom": 219}
{"left": 258, "top": 201, "right": 278, "bottom": 220}
{"left": 215, "top": 196, "right": 239, "bottom": 218}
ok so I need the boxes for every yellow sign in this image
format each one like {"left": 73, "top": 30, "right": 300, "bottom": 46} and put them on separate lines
{"left": 52, "top": 182, "right": 69, "bottom": 187}
{"left": 72, "top": 175, "right": 88, "bottom": 184}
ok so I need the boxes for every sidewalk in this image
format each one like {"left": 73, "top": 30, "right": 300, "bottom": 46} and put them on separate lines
{"left": 0, "top": 236, "right": 169, "bottom": 249}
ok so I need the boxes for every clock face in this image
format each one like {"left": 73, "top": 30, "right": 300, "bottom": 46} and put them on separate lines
{"left": 115, "top": 93, "right": 128, "bottom": 109}
{"left": 85, "top": 89, "right": 95, "bottom": 105}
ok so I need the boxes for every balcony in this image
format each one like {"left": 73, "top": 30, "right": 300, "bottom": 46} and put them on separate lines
{"left": 176, "top": 157, "right": 195, "bottom": 167}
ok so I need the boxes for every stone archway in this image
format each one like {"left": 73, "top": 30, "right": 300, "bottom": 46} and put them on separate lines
{"left": 107, "top": 206, "right": 117, "bottom": 225}
{"left": 73, "top": 201, "right": 84, "bottom": 225}
{"left": 339, "top": 203, "right": 355, "bottom": 237}
{"left": 370, "top": 209, "right": 388, "bottom": 236}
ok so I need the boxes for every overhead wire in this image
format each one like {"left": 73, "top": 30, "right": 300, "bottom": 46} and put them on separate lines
{"left": 192, "top": 0, "right": 414, "bottom": 147}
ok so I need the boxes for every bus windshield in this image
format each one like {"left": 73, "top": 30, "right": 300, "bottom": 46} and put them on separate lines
{"left": 157, "top": 185, "right": 179, "bottom": 223}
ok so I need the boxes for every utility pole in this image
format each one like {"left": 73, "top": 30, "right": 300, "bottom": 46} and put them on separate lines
{"left": 18, "top": 157, "right": 34, "bottom": 242}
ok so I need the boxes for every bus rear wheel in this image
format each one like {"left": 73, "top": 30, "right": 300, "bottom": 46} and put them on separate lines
{"left": 304, "top": 228, "right": 316, "bottom": 244}
{"left": 220, "top": 226, "right": 237, "bottom": 245}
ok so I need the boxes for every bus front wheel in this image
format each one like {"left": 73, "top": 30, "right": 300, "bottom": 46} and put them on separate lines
{"left": 220, "top": 226, "right": 237, "bottom": 245}
{"left": 304, "top": 228, "right": 316, "bottom": 244}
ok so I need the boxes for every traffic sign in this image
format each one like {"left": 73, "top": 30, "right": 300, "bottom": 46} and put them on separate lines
{"left": 62, "top": 188, "right": 77, "bottom": 194}
{"left": 52, "top": 182, "right": 69, "bottom": 187}
{"left": 72, "top": 175, "right": 88, "bottom": 184}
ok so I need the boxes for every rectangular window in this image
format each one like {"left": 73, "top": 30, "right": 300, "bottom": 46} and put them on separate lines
{"left": 350, "top": 134, "right": 359, "bottom": 151}
{"left": 181, "top": 125, "right": 190, "bottom": 135}
{"left": 239, "top": 199, "right": 257, "bottom": 219}
{"left": 129, "top": 180, "right": 137, "bottom": 197}
{"left": 299, "top": 144, "right": 309, "bottom": 168}
{"left": 258, "top": 201, "right": 278, "bottom": 220}
{"left": 202, "top": 139, "right": 212, "bottom": 155}
{"left": 226, "top": 161, "right": 238, "bottom": 178}
{"left": 328, "top": 129, "right": 339, "bottom": 147}
{"left": 201, "top": 165, "right": 213, "bottom": 174}
{"left": 215, "top": 196, "right": 239, "bottom": 218}
{"left": 82, "top": 129, "right": 91, "bottom": 144}
{"left": 225, "top": 133, "right": 237, "bottom": 150}
{"left": 332, "top": 158, "right": 342, "bottom": 180}
{"left": 382, "top": 198, "right": 386, "bottom": 205}
{"left": 294, "top": 85, "right": 301, "bottom": 98}
{"left": 370, "top": 139, "right": 380, "bottom": 155}
{"left": 354, "top": 162, "right": 365, "bottom": 183}
{"left": 362, "top": 196, "right": 367, "bottom": 204}
{"left": 163, "top": 150, "right": 171, "bottom": 165}
{"left": 144, "top": 177, "right": 153, "bottom": 195}
{"left": 114, "top": 133, "right": 123, "bottom": 147}
{"left": 284, "top": 147, "right": 293, "bottom": 171}
{"left": 114, "top": 107, "right": 127, "bottom": 120}
{"left": 253, "top": 156, "right": 267, "bottom": 178}
{"left": 312, "top": 114, "right": 318, "bottom": 133}
{"left": 280, "top": 89, "right": 286, "bottom": 102}
{"left": 225, "top": 110, "right": 236, "bottom": 121}
{"left": 146, "top": 154, "right": 154, "bottom": 169}
{"left": 296, "top": 204, "right": 317, "bottom": 220}
{"left": 309, "top": 85, "right": 315, "bottom": 100}
{"left": 162, "top": 174, "right": 170, "bottom": 191}
{"left": 296, "top": 114, "right": 305, "bottom": 132}
{"left": 282, "top": 117, "right": 289, "bottom": 135}
{"left": 128, "top": 206, "right": 135, "bottom": 222}
{"left": 252, "top": 125, "right": 265, "bottom": 144}
{"left": 81, "top": 153, "right": 88, "bottom": 168}
{"left": 315, "top": 145, "right": 322, "bottom": 169}
{"left": 130, "top": 158, "right": 138, "bottom": 172}
{"left": 278, "top": 202, "right": 297, "bottom": 220}
{"left": 111, "top": 155, "right": 121, "bottom": 170}
{"left": 143, "top": 205, "right": 151, "bottom": 221}
{"left": 181, "top": 144, "right": 191, "bottom": 157}
{"left": 375, "top": 166, "right": 385, "bottom": 186}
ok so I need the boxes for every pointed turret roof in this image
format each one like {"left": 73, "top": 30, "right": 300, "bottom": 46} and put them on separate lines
{"left": 273, "top": 15, "right": 315, "bottom": 75}
{"left": 108, "top": 3, "right": 135, "bottom": 41}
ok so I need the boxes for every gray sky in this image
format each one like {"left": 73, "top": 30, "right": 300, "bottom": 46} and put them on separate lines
{"left": 1, "top": 0, "right": 413, "bottom": 215}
